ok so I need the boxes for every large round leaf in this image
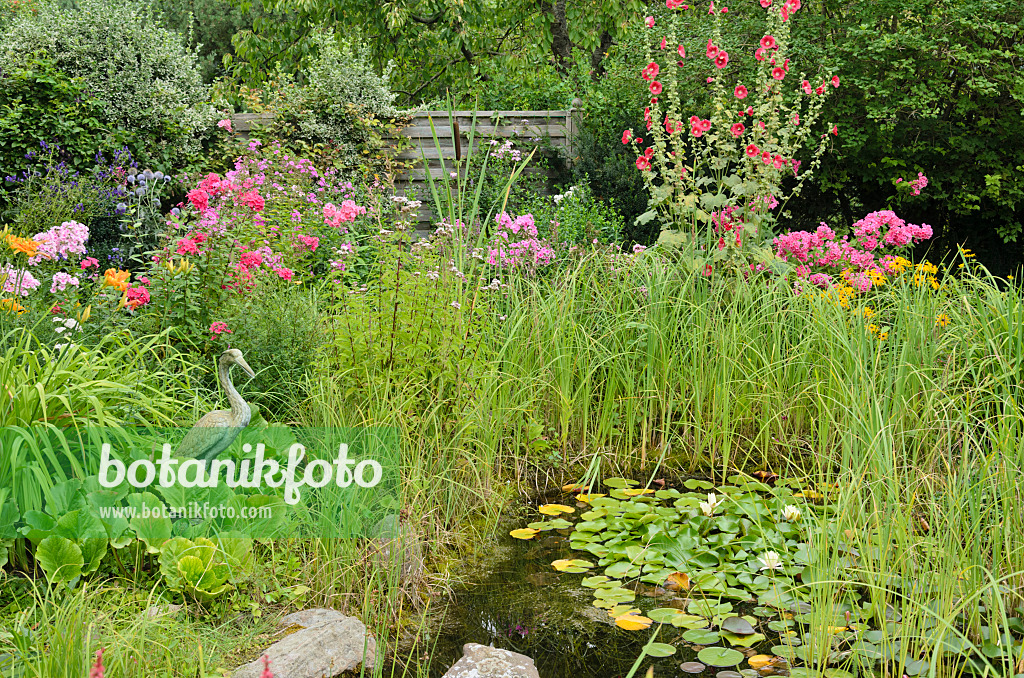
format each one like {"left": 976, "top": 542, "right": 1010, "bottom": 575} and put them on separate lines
{"left": 696, "top": 647, "right": 744, "bottom": 667}
{"left": 644, "top": 642, "right": 676, "bottom": 657}
{"left": 35, "top": 536, "right": 84, "bottom": 584}
{"left": 722, "top": 616, "right": 756, "bottom": 635}
{"left": 682, "top": 629, "right": 721, "bottom": 644}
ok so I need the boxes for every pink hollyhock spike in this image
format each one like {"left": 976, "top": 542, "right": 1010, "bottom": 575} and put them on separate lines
{"left": 706, "top": 38, "right": 719, "bottom": 59}
{"left": 730, "top": 122, "right": 745, "bottom": 137}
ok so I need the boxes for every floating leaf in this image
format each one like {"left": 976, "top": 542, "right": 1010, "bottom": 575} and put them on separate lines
{"left": 672, "top": 614, "right": 711, "bottom": 629}
{"left": 748, "top": 655, "right": 774, "bottom": 669}
{"left": 510, "top": 528, "right": 539, "bottom": 540}
{"left": 604, "top": 477, "right": 640, "bottom": 488}
{"left": 614, "top": 613, "right": 653, "bottom": 630}
{"left": 722, "top": 631, "right": 765, "bottom": 647}
{"left": 680, "top": 662, "right": 705, "bottom": 673}
{"left": 539, "top": 504, "right": 575, "bottom": 515}
{"left": 696, "top": 646, "right": 744, "bottom": 667}
{"left": 622, "top": 488, "right": 655, "bottom": 496}
{"left": 664, "top": 571, "right": 691, "bottom": 591}
{"left": 609, "top": 604, "right": 641, "bottom": 617}
{"left": 576, "top": 494, "right": 606, "bottom": 503}
{"left": 552, "top": 559, "right": 593, "bottom": 573}
{"left": 682, "top": 629, "right": 721, "bottom": 644}
{"left": 562, "top": 483, "right": 588, "bottom": 492}
{"left": 722, "top": 616, "right": 756, "bottom": 635}
{"left": 581, "top": 575, "right": 611, "bottom": 588}
{"left": 644, "top": 642, "right": 676, "bottom": 657}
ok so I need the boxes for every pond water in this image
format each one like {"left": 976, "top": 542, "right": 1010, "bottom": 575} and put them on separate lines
{"left": 421, "top": 510, "right": 784, "bottom": 678}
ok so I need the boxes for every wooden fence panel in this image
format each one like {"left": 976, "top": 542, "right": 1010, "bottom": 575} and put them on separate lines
{"left": 229, "top": 109, "right": 576, "bottom": 233}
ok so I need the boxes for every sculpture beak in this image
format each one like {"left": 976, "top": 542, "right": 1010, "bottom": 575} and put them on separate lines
{"left": 236, "top": 357, "right": 257, "bottom": 379}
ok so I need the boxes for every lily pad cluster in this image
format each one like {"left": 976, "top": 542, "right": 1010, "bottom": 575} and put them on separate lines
{"left": 514, "top": 476, "right": 1024, "bottom": 677}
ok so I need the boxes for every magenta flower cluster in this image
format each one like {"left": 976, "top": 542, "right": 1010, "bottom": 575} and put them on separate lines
{"left": 486, "top": 213, "right": 556, "bottom": 270}
{"left": 773, "top": 211, "right": 933, "bottom": 291}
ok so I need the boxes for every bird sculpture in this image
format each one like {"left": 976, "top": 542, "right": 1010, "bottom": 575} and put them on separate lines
{"left": 176, "top": 348, "right": 257, "bottom": 462}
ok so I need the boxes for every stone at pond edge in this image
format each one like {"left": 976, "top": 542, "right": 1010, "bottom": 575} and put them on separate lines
{"left": 232, "top": 609, "right": 375, "bottom": 678}
{"left": 442, "top": 643, "right": 540, "bottom": 678}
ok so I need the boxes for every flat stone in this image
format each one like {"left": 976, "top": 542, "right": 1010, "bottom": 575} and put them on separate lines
{"left": 279, "top": 608, "right": 349, "bottom": 629}
{"left": 233, "top": 612, "right": 375, "bottom": 678}
{"left": 441, "top": 643, "right": 540, "bottom": 678}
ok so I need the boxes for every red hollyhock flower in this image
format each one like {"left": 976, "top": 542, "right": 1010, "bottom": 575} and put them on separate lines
{"left": 699, "top": 119, "right": 711, "bottom": 131}
{"left": 755, "top": 47, "right": 767, "bottom": 61}
{"left": 678, "top": 44, "right": 686, "bottom": 57}
{"left": 730, "top": 122, "right": 745, "bottom": 137}
{"left": 650, "top": 81, "right": 663, "bottom": 95}
{"left": 831, "top": 75, "right": 840, "bottom": 88}
{"left": 746, "top": 144, "right": 759, "bottom": 157}
{"left": 760, "top": 35, "right": 777, "bottom": 50}
{"left": 706, "top": 38, "right": 719, "bottom": 59}
{"left": 715, "top": 51, "right": 729, "bottom": 68}
{"left": 771, "top": 67, "right": 786, "bottom": 80}
{"left": 636, "top": 156, "right": 651, "bottom": 170}
{"left": 802, "top": 80, "right": 812, "bottom": 94}
{"left": 734, "top": 84, "right": 748, "bottom": 99}
{"left": 761, "top": 150, "right": 772, "bottom": 164}
{"left": 622, "top": 130, "right": 632, "bottom": 144}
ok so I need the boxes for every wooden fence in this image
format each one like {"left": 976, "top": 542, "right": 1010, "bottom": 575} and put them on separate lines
{"left": 230, "top": 109, "right": 577, "bottom": 229}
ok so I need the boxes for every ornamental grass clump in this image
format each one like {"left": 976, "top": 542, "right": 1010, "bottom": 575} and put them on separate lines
{"left": 627, "top": 0, "right": 838, "bottom": 256}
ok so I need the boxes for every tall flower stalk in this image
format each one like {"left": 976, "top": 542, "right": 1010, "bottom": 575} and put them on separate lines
{"left": 628, "top": 0, "right": 838, "bottom": 255}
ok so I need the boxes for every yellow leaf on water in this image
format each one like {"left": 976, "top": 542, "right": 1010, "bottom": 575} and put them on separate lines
{"left": 622, "top": 488, "right": 655, "bottom": 496}
{"left": 615, "top": 613, "right": 653, "bottom": 630}
{"left": 663, "top": 571, "right": 691, "bottom": 591}
{"left": 539, "top": 504, "right": 575, "bottom": 515}
{"left": 608, "top": 605, "right": 641, "bottom": 618}
{"left": 748, "top": 655, "right": 774, "bottom": 670}
{"left": 793, "top": 490, "right": 824, "bottom": 500}
{"left": 562, "top": 483, "right": 587, "bottom": 492}
{"left": 827, "top": 626, "right": 849, "bottom": 634}
{"left": 576, "top": 493, "right": 607, "bottom": 503}
{"left": 644, "top": 666, "right": 654, "bottom": 678}
{"left": 510, "top": 528, "right": 539, "bottom": 540}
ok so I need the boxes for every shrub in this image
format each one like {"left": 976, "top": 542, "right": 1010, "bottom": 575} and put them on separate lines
{"left": 0, "top": 0, "right": 216, "bottom": 169}
{"left": 253, "top": 30, "right": 408, "bottom": 181}
{"left": 154, "top": 0, "right": 264, "bottom": 83}
{"left": 0, "top": 57, "right": 131, "bottom": 212}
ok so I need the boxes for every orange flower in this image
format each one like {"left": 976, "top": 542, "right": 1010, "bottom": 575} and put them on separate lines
{"left": 5, "top": 234, "right": 40, "bottom": 258}
{"left": 1, "top": 298, "right": 27, "bottom": 315}
{"left": 102, "top": 268, "right": 131, "bottom": 292}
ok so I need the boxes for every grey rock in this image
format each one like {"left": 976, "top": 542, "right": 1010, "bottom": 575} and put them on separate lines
{"left": 232, "top": 611, "right": 375, "bottom": 678}
{"left": 279, "top": 608, "right": 349, "bottom": 629}
{"left": 441, "top": 643, "right": 540, "bottom": 678}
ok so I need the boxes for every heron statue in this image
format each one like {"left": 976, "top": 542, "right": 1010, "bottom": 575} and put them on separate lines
{"left": 176, "top": 348, "right": 257, "bottom": 462}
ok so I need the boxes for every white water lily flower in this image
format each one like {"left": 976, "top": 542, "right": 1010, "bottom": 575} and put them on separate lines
{"left": 759, "top": 551, "right": 784, "bottom": 571}
{"left": 699, "top": 493, "right": 723, "bottom": 517}
{"left": 782, "top": 505, "right": 802, "bottom": 521}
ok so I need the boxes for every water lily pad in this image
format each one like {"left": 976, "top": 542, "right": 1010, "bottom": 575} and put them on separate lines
{"left": 680, "top": 662, "right": 705, "bottom": 673}
{"left": 721, "top": 616, "right": 756, "bottom": 635}
{"left": 697, "top": 647, "right": 744, "bottom": 667}
{"left": 644, "top": 642, "right": 677, "bottom": 657}
{"left": 690, "top": 600, "right": 733, "bottom": 617}
{"left": 605, "top": 478, "right": 640, "bottom": 489}
{"left": 510, "top": 528, "right": 538, "bottom": 540}
{"left": 551, "top": 559, "right": 593, "bottom": 573}
{"left": 576, "top": 494, "right": 606, "bottom": 503}
{"left": 747, "top": 655, "right": 774, "bottom": 669}
{"left": 648, "top": 608, "right": 685, "bottom": 623}
{"left": 539, "top": 503, "right": 575, "bottom": 515}
{"left": 594, "top": 586, "right": 635, "bottom": 603}
{"left": 715, "top": 672, "right": 743, "bottom": 678}
{"left": 622, "top": 488, "right": 655, "bottom": 496}
{"left": 614, "top": 613, "right": 652, "bottom": 630}
{"left": 581, "top": 575, "right": 611, "bottom": 588}
{"left": 664, "top": 571, "right": 691, "bottom": 591}
{"left": 672, "top": 614, "right": 711, "bottom": 629}
{"left": 682, "top": 629, "right": 721, "bottom": 644}
{"left": 767, "top": 620, "right": 793, "bottom": 632}
{"left": 609, "top": 604, "right": 641, "bottom": 617}
{"left": 722, "top": 631, "right": 765, "bottom": 647}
